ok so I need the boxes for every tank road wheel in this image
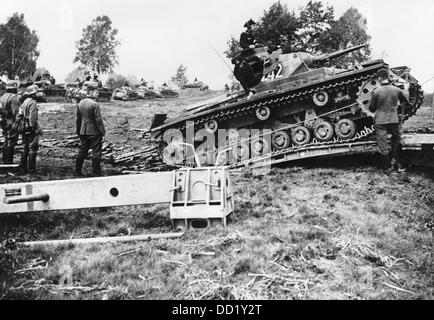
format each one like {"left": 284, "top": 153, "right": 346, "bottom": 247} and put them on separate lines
{"left": 272, "top": 131, "right": 291, "bottom": 150}
{"left": 204, "top": 120, "right": 218, "bottom": 134}
{"left": 256, "top": 107, "right": 271, "bottom": 121}
{"left": 313, "top": 91, "right": 329, "bottom": 107}
{"left": 227, "top": 128, "right": 239, "bottom": 146}
{"left": 291, "top": 126, "right": 311, "bottom": 146}
{"left": 251, "top": 137, "right": 270, "bottom": 157}
{"left": 231, "top": 143, "right": 250, "bottom": 162}
{"left": 313, "top": 121, "right": 334, "bottom": 142}
{"left": 335, "top": 119, "right": 356, "bottom": 140}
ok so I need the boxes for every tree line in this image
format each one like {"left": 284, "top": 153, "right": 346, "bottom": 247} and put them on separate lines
{"left": 0, "top": 1, "right": 371, "bottom": 87}
{"left": 225, "top": 0, "right": 370, "bottom": 66}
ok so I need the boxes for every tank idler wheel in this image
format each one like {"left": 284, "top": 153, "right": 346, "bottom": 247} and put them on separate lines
{"left": 251, "top": 137, "right": 270, "bottom": 156}
{"left": 335, "top": 119, "right": 356, "bottom": 140}
{"left": 313, "top": 121, "right": 334, "bottom": 142}
{"left": 291, "top": 126, "right": 311, "bottom": 146}
{"left": 272, "top": 131, "right": 291, "bottom": 150}
{"left": 205, "top": 120, "right": 218, "bottom": 133}
{"left": 256, "top": 106, "right": 271, "bottom": 121}
{"left": 313, "top": 91, "right": 329, "bottom": 107}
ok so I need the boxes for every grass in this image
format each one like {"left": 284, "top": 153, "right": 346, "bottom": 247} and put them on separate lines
{"left": 1, "top": 166, "right": 432, "bottom": 300}
{"left": 0, "top": 92, "right": 433, "bottom": 300}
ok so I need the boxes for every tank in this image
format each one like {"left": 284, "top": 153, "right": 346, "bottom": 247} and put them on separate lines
{"left": 112, "top": 86, "right": 139, "bottom": 101}
{"left": 157, "top": 86, "right": 179, "bottom": 98}
{"left": 96, "top": 86, "right": 113, "bottom": 102}
{"left": 34, "top": 80, "right": 67, "bottom": 103}
{"left": 136, "top": 85, "right": 163, "bottom": 99}
{"left": 150, "top": 44, "right": 424, "bottom": 166}
{"left": 183, "top": 79, "right": 209, "bottom": 91}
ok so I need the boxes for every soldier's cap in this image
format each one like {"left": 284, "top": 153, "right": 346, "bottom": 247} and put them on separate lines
{"left": 24, "top": 85, "right": 39, "bottom": 96}
{"left": 244, "top": 19, "right": 256, "bottom": 28}
{"left": 5, "top": 81, "right": 17, "bottom": 90}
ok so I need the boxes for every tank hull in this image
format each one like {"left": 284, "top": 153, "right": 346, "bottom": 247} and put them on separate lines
{"left": 150, "top": 59, "right": 424, "bottom": 167}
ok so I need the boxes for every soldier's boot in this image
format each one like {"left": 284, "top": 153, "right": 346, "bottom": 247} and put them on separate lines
{"left": 4, "top": 145, "right": 16, "bottom": 164}
{"left": 74, "top": 157, "right": 85, "bottom": 177}
{"left": 92, "top": 159, "right": 102, "bottom": 177}
{"left": 28, "top": 153, "right": 37, "bottom": 174}
{"left": 2, "top": 147, "right": 10, "bottom": 164}
{"left": 379, "top": 154, "right": 392, "bottom": 173}
{"left": 20, "top": 153, "right": 28, "bottom": 174}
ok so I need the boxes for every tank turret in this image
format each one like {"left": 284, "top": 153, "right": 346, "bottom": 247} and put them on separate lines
{"left": 233, "top": 43, "right": 369, "bottom": 91}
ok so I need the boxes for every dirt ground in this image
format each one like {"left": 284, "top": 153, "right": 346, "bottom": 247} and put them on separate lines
{"left": 0, "top": 91, "right": 433, "bottom": 300}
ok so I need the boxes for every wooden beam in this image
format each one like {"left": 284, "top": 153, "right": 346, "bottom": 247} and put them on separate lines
{"left": 22, "top": 232, "right": 185, "bottom": 247}
{"left": 0, "top": 172, "right": 174, "bottom": 214}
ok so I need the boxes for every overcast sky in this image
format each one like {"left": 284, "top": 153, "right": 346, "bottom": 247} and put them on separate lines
{"left": 1, "top": 0, "right": 434, "bottom": 91}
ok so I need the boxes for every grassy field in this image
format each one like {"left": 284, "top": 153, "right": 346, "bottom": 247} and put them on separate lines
{"left": 0, "top": 92, "right": 433, "bottom": 300}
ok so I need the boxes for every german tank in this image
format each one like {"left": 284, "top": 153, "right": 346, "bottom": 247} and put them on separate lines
{"left": 150, "top": 44, "right": 424, "bottom": 166}
{"left": 33, "top": 74, "right": 67, "bottom": 103}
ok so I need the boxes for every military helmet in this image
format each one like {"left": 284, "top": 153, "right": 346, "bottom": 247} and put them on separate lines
{"left": 24, "top": 84, "right": 39, "bottom": 96}
{"left": 5, "top": 81, "right": 17, "bottom": 90}
{"left": 244, "top": 19, "right": 256, "bottom": 28}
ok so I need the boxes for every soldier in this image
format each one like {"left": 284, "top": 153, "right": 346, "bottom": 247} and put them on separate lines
{"left": 239, "top": 19, "right": 257, "bottom": 50}
{"left": 19, "top": 85, "right": 42, "bottom": 174}
{"left": 75, "top": 90, "right": 106, "bottom": 177}
{"left": 369, "top": 73, "right": 409, "bottom": 173}
{"left": 0, "top": 81, "right": 20, "bottom": 164}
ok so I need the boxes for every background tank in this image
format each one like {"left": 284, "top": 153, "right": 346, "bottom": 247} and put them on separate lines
{"left": 150, "top": 44, "right": 424, "bottom": 166}
{"left": 33, "top": 74, "right": 67, "bottom": 103}
{"left": 182, "top": 78, "right": 209, "bottom": 91}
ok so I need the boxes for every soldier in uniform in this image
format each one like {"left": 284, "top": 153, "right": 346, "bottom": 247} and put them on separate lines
{"left": 369, "top": 73, "right": 409, "bottom": 173}
{"left": 239, "top": 19, "right": 257, "bottom": 50}
{"left": 20, "top": 85, "right": 42, "bottom": 174}
{"left": 75, "top": 90, "right": 106, "bottom": 177}
{"left": 0, "top": 81, "right": 20, "bottom": 164}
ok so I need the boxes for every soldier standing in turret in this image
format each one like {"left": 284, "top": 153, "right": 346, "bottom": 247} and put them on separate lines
{"left": 239, "top": 19, "right": 257, "bottom": 50}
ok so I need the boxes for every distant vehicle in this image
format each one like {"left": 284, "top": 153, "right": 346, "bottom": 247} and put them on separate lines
{"left": 112, "top": 86, "right": 140, "bottom": 101}
{"left": 182, "top": 78, "right": 209, "bottom": 91}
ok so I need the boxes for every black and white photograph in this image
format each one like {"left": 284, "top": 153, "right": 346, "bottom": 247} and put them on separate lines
{"left": 0, "top": 0, "right": 433, "bottom": 303}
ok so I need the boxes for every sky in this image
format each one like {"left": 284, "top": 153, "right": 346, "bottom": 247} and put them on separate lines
{"left": 1, "top": 0, "right": 434, "bottom": 91}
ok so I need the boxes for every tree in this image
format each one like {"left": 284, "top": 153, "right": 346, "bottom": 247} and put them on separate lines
{"left": 64, "top": 66, "right": 87, "bottom": 83}
{"left": 0, "top": 13, "right": 39, "bottom": 79}
{"left": 74, "top": 15, "right": 120, "bottom": 75}
{"left": 34, "top": 67, "right": 50, "bottom": 77}
{"left": 294, "top": 0, "right": 335, "bottom": 53}
{"left": 224, "top": 1, "right": 299, "bottom": 59}
{"left": 171, "top": 65, "right": 188, "bottom": 88}
{"left": 255, "top": 1, "right": 299, "bottom": 53}
{"left": 225, "top": 1, "right": 371, "bottom": 65}
{"left": 318, "top": 7, "right": 371, "bottom": 65}
{"left": 224, "top": 36, "right": 241, "bottom": 60}
{"left": 105, "top": 73, "right": 130, "bottom": 89}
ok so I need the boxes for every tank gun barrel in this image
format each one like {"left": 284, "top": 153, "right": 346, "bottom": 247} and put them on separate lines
{"left": 314, "top": 43, "right": 367, "bottom": 63}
